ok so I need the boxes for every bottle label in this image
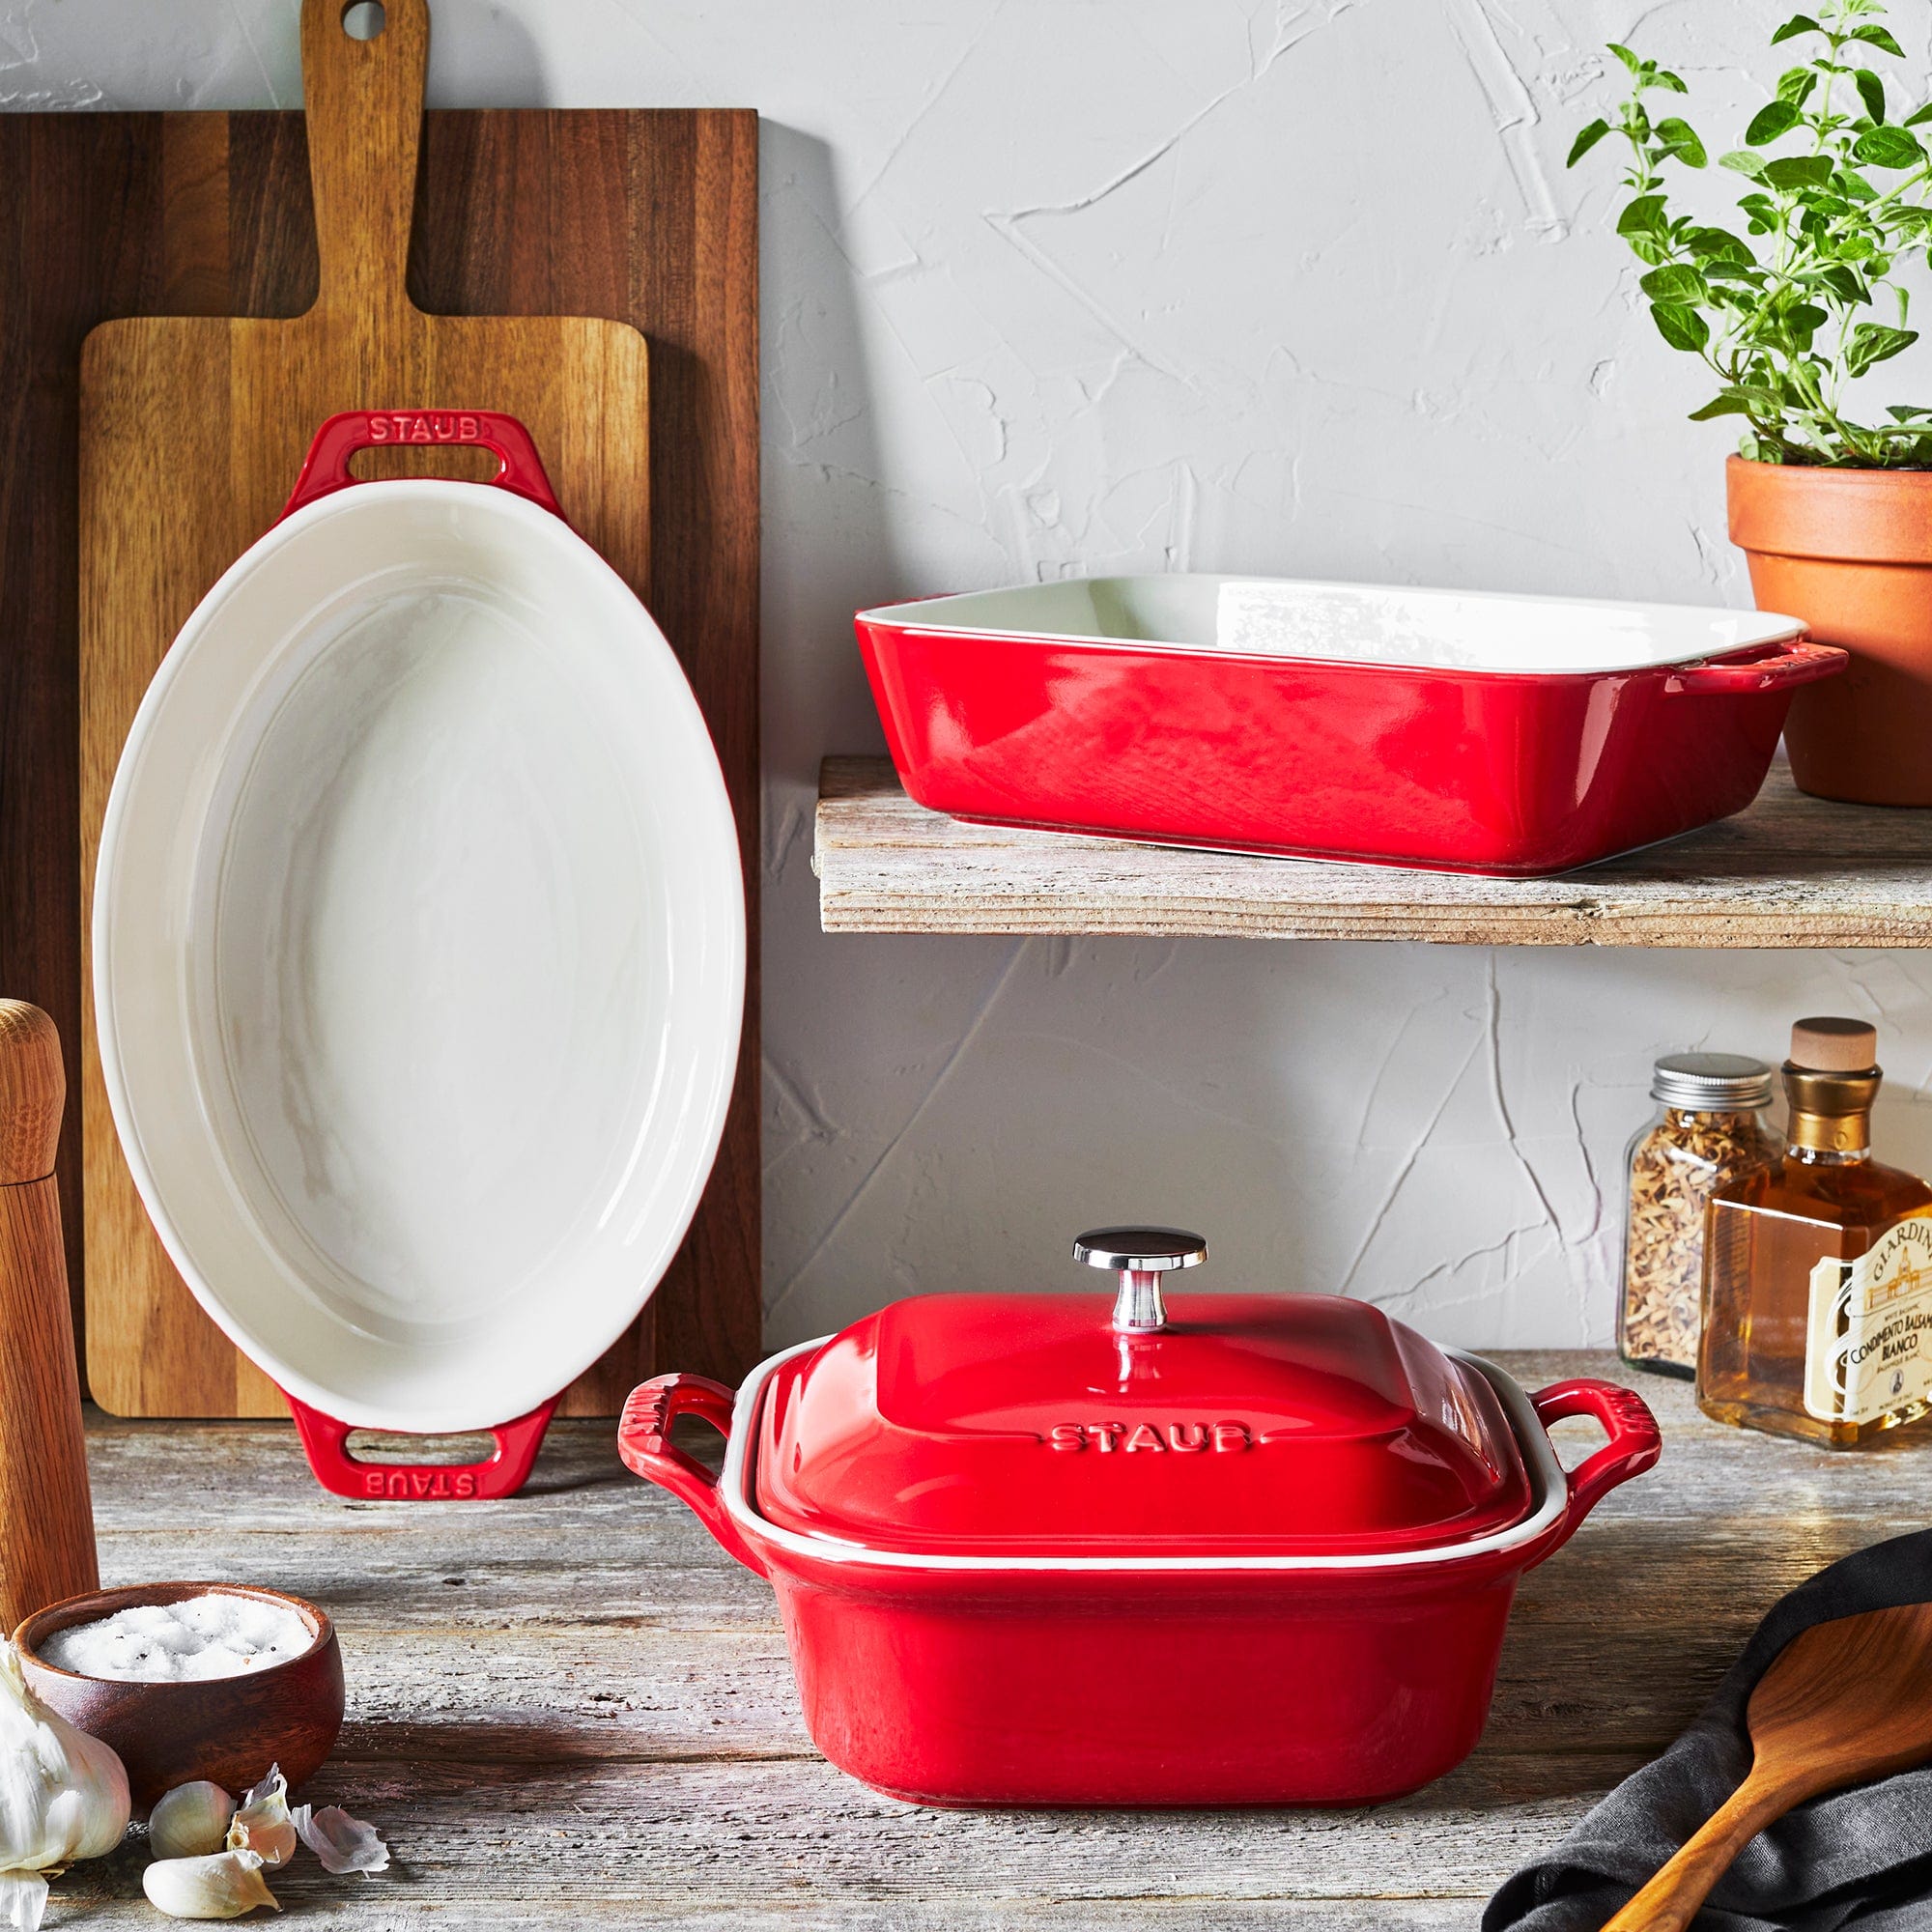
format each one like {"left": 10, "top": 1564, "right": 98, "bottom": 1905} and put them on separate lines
{"left": 1804, "top": 1209, "right": 1932, "bottom": 1424}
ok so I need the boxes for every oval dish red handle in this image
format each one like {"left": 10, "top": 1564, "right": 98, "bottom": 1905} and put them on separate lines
{"left": 283, "top": 1390, "right": 558, "bottom": 1500}
{"left": 1665, "top": 638, "right": 1847, "bottom": 694}
{"left": 1531, "top": 1378, "right": 1662, "bottom": 1559}
{"left": 281, "top": 409, "right": 562, "bottom": 520}
{"left": 619, "top": 1375, "right": 766, "bottom": 1577}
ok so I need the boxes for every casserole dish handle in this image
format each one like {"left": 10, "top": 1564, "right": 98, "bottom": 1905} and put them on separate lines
{"left": 281, "top": 409, "right": 563, "bottom": 521}
{"left": 618, "top": 1375, "right": 767, "bottom": 1577}
{"left": 284, "top": 1392, "right": 560, "bottom": 1500}
{"left": 1531, "top": 1378, "right": 1662, "bottom": 1560}
{"left": 1665, "top": 638, "right": 1847, "bottom": 693}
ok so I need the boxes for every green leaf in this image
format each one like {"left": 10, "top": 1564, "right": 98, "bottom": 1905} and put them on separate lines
{"left": 1654, "top": 116, "right": 1707, "bottom": 165}
{"left": 1762, "top": 154, "right": 1837, "bottom": 189}
{"left": 1616, "top": 193, "right": 1669, "bottom": 238}
{"left": 1685, "top": 225, "right": 1756, "bottom": 265}
{"left": 1816, "top": 263, "right": 1869, "bottom": 303}
{"left": 1654, "top": 69, "right": 1690, "bottom": 95}
{"left": 1850, "top": 23, "right": 1907, "bottom": 58}
{"left": 1846, "top": 321, "right": 1918, "bottom": 375}
{"left": 1853, "top": 124, "right": 1923, "bottom": 166}
{"left": 1782, "top": 301, "right": 1829, "bottom": 348}
{"left": 1567, "top": 117, "right": 1611, "bottom": 166}
{"left": 1641, "top": 263, "right": 1708, "bottom": 301}
{"left": 1855, "top": 68, "right": 1887, "bottom": 124}
{"left": 1905, "top": 102, "right": 1932, "bottom": 128}
{"left": 1688, "top": 391, "right": 1755, "bottom": 420}
{"left": 1769, "top": 14, "right": 1821, "bottom": 44}
{"left": 1886, "top": 405, "right": 1932, "bottom": 422}
{"left": 1651, "top": 301, "right": 1709, "bottom": 352}
{"left": 1746, "top": 99, "right": 1803, "bottom": 145}
{"left": 1777, "top": 66, "right": 1818, "bottom": 107}
{"left": 1605, "top": 42, "right": 1643, "bottom": 73}
{"left": 1721, "top": 149, "right": 1769, "bottom": 178}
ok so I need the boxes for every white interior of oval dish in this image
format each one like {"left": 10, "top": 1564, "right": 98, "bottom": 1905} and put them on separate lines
{"left": 95, "top": 480, "right": 744, "bottom": 1433}
{"left": 861, "top": 574, "right": 1806, "bottom": 676}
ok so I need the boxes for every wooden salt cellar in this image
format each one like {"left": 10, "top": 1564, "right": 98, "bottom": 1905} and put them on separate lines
{"left": 0, "top": 1002, "right": 97, "bottom": 1632}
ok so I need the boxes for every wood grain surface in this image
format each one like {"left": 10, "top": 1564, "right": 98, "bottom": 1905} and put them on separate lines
{"left": 816, "top": 756, "right": 1932, "bottom": 946}
{"left": 44, "top": 1350, "right": 1932, "bottom": 1927}
{"left": 0, "top": 20, "right": 757, "bottom": 1409}
{"left": 0, "top": 999, "right": 64, "bottom": 1185}
{"left": 0, "top": 1002, "right": 96, "bottom": 1633}
{"left": 80, "top": 0, "right": 649, "bottom": 1420}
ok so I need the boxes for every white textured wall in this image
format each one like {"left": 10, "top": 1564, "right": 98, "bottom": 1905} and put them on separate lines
{"left": 22, "top": 0, "right": 1932, "bottom": 1349}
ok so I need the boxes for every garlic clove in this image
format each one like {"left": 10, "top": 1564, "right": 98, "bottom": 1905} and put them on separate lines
{"left": 0, "top": 1871, "right": 48, "bottom": 1932}
{"left": 150, "top": 1782, "right": 236, "bottom": 1861}
{"left": 290, "top": 1803, "right": 389, "bottom": 1875}
{"left": 142, "top": 1849, "right": 279, "bottom": 1920}
{"left": 0, "top": 1639, "right": 129, "bottom": 1876}
{"left": 224, "top": 1767, "right": 294, "bottom": 1868}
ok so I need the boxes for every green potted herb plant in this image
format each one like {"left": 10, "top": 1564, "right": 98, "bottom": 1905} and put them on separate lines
{"left": 1572, "top": 0, "right": 1932, "bottom": 805}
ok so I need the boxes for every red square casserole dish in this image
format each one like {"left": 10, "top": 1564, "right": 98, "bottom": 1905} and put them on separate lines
{"left": 619, "top": 1230, "right": 1661, "bottom": 1806}
{"left": 852, "top": 575, "right": 1843, "bottom": 876}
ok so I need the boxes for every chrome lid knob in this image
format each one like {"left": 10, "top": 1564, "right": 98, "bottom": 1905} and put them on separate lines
{"left": 1072, "top": 1227, "right": 1208, "bottom": 1334}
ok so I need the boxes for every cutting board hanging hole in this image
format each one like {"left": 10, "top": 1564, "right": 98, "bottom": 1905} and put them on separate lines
{"left": 342, "top": 2, "right": 386, "bottom": 40}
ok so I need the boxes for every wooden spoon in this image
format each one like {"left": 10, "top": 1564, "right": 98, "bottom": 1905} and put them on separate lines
{"left": 1604, "top": 1600, "right": 1932, "bottom": 1932}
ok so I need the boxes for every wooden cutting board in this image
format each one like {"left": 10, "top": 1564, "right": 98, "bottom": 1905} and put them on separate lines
{"left": 74, "top": 0, "right": 756, "bottom": 1417}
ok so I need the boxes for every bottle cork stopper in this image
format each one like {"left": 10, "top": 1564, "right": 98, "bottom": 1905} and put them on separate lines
{"left": 1789, "top": 1016, "right": 1879, "bottom": 1074}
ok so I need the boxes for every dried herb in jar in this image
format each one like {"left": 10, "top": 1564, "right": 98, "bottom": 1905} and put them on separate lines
{"left": 1620, "top": 1055, "right": 1777, "bottom": 1378}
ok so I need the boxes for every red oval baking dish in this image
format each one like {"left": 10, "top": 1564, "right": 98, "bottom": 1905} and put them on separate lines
{"left": 853, "top": 575, "right": 1845, "bottom": 876}
{"left": 618, "top": 1230, "right": 1661, "bottom": 1807}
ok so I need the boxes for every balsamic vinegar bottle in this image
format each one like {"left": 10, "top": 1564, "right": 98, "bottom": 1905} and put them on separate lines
{"left": 1699, "top": 1018, "right": 1932, "bottom": 1450}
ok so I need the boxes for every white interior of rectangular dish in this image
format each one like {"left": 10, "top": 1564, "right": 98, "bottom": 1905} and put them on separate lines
{"left": 863, "top": 574, "right": 1806, "bottom": 676}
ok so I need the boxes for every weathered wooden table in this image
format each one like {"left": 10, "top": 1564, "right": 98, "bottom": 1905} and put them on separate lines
{"left": 56, "top": 1351, "right": 1929, "bottom": 1928}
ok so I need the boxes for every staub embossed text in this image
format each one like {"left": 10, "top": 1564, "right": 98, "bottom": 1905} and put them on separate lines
{"left": 1046, "top": 1421, "right": 1252, "bottom": 1453}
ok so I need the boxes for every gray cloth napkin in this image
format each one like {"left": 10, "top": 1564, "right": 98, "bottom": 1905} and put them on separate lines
{"left": 1485, "top": 1527, "right": 1932, "bottom": 1931}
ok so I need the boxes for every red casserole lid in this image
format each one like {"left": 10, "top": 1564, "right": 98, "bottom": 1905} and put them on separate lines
{"left": 753, "top": 1230, "right": 1532, "bottom": 1559}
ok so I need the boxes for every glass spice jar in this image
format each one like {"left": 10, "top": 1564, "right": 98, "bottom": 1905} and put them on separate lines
{"left": 1619, "top": 1053, "right": 1778, "bottom": 1378}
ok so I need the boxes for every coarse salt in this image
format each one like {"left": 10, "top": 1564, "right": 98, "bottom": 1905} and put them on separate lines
{"left": 39, "top": 1594, "right": 313, "bottom": 1683}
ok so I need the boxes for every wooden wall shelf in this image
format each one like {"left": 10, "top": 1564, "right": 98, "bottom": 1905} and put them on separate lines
{"left": 815, "top": 757, "right": 1932, "bottom": 947}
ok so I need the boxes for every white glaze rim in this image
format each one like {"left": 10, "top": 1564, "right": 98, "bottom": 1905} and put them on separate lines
{"left": 859, "top": 573, "right": 1806, "bottom": 678}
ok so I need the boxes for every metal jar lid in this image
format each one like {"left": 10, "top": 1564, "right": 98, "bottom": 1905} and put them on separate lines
{"left": 1651, "top": 1051, "right": 1775, "bottom": 1111}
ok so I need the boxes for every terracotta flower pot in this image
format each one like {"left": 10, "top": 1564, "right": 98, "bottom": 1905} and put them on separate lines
{"left": 1727, "top": 454, "right": 1932, "bottom": 806}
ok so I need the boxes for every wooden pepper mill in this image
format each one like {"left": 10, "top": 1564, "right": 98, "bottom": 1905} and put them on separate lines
{"left": 0, "top": 1002, "right": 97, "bottom": 1633}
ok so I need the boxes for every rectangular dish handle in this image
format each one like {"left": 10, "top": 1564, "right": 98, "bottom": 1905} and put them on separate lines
{"left": 1531, "top": 1378, "right": 1662, "bottom": 1557}
{"left": 619, "top": 1375, "right": 767, "bottom": 1577}
{"left": 283, "top": 1390, "right": 558, "bottom": 1500}
{"left": 281, "top": 410, "right": 562, "bottom": 520}
{"left": 1665, "top": 639, "right": 1847, "bottom": 694}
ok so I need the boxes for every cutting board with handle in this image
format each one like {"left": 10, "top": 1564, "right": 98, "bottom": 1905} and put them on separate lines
{"left": 78, "top": 0, "right": 729, "bottom": 1420}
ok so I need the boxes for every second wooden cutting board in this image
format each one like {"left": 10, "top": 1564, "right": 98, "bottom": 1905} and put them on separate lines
{"left": 80, "top": 0, "right": 654, "bottom": 1418}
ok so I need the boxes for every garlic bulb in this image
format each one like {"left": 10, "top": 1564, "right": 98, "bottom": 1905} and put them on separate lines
{"left": 142, "top": 1849, "right": 279, "bottom": 1919}
{"left": 224, "top": 1767, "right": 294, "bottom": 1868}
{"left": 0, "top": 1639, "right": 129, "bottom": 1931}
{"left": 291, "top": 1803, "right": 388, "bottom": 1874}
{"left": 150, "top": 1782, "right": 235, "bottom": 1860}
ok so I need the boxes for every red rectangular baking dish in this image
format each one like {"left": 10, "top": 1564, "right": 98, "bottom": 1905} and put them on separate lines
{"left": 852, "top": 575, "right": 1845, "bottom": 876}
